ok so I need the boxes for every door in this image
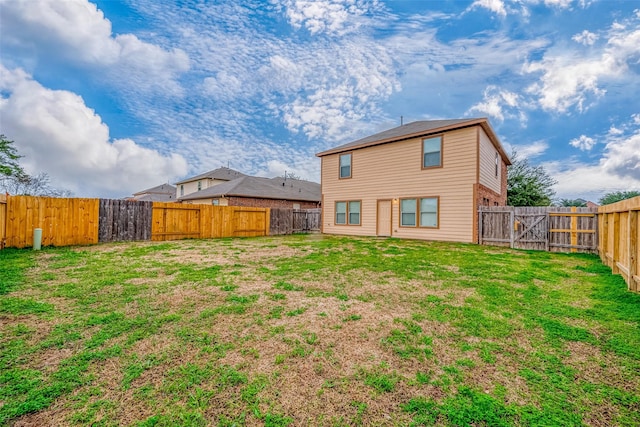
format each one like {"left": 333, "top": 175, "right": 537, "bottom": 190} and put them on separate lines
{"left": 377, "top": 200, "right": 392, "bottom": 237}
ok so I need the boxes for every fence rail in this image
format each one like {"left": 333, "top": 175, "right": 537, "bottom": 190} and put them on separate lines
{"left": 598, "top": 196, "right": 640, "bottom": 292}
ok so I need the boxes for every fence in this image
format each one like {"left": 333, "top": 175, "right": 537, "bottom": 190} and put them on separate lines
{"left": 0, "top": 195, "right": 270, "bottom": 248}
{"left": 99, "top": 199, "right": 153, "bottom": 242}
{"left": 598, "top": 196, "right": 640, "bottom": 292}
{"left": 152, "top": 203, "right": 269, "bottom": 241}
{"left": 3, "top": 195, "right": 99, "bottom": 248}
{"left": 270, "top": 208, "right": 321, "bottom": 235}
{"left": 0, "top": 194, "right": 6, "bottom": 249}
{"left": 479, "top": 206, "right": 598, "bottom": 253}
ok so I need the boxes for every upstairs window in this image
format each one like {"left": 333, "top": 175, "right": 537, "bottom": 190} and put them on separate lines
{"left": 339, "top": 153, "right": 352, "bottom": 179}
{"left": 422, "top": 136, "right": 442, "bottom": 168}
{"left": 180, "top": 185, "right": 184, "bottom": 196}
{"left": 495, "top": 152, "right": 499, "bottom": 177}
{"left": 197, "top": 181, "right": 202, "bottom": 191}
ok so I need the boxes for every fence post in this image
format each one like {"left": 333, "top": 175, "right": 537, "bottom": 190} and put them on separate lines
{"left": 629, "top": 210, "right": 638, "bottom": 292}
{"left": 478, "top": 208, "right": 483, "bottom": 245}
{"left": 612, "top": 212, "right": 620, "bottom": 274}
{"left": 509, "top": 209, "right": 515, "bottom": 249}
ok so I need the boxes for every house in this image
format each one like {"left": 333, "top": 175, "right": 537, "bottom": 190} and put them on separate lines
{"left": 174, "top": 167, "right": 246, "bottom": 199}
{"left": 315, "top": 118, "right": 511, "bottom": 243}
{"left": 128, "top": 183, "right": 177, "bottom": 202}
{"left": 178, "top": 175, "right": 321, "bottom": 209}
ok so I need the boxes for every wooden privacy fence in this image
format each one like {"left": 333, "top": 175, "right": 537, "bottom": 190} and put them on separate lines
{"left": 479, "top": 206, "right": 598, "bottom": 253}
{"left": 99, "top": 199, "right": 153, "bottom": 242}
{"left": 599, "top": 196, "right": 640, "bottom": 292}
{"left": 3, "top": 195, "right": 99, "bottom": 248}
{"left": 152, "top": 203, "right": 269, "bottom": 241}
{"left": 270, "top": 208, "right": 321, "bottom": 235}
{"left": 0, "top": 195, "right": 270, "bottom": 248}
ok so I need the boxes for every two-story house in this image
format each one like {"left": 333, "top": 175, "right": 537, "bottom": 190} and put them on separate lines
{"left": 174, "top": 167, "right": 246, "bottom": 198}
{"left": 316, "top": 118, "right": 511, "bottom": 243}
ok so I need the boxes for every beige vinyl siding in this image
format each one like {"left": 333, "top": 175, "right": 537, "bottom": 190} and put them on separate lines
{"left": 478, "top": 128, "right": 502, "bottom": 194}
{"left": 322, "top": 127, "right": 478, "bottom": 242}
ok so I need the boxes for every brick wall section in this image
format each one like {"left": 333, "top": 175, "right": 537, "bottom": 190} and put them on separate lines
{"left": 226, "top": 196, "right": 320, "bottom": 209}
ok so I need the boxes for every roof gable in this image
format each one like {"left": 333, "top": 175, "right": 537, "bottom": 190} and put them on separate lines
{"left": 316, "top": 118, "right": 511, "bottom": 165}
{"left": 175, "top": 167, "right": 246, "bottom": 185}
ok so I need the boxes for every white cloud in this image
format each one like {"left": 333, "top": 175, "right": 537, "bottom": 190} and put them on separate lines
{"left": 276, "top": 0, "right": 384, "bottom": 35}
{"left": 510, "top": 140, "right": 549, "bottom": 158}
{"left": 469, "top": 0, "right": 507, "bottom": 17}
{"left": 546, "top": 116, "right": 640, "bottom": 199}
{"left": 569, "top": 135, "right": 596, "bottom": 151}
{"left": 0, "top": 0, "right": 189, "bottom": 93}
{"left": 572, "top": 30, "right": 598, "bottom": 46}
{"left": 0, "top": 66, "right": 188, "bottom": 197}
{"left": 524, "top": 16, "right": 640, "bottom": 112}
{"left": 467, "top": 85, "right": 526, "bottom": 122}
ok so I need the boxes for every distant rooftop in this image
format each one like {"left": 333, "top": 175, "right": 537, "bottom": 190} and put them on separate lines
{"left": 175, "top": 167, "right": 246, "bottom": 185}
{"left": 179, "top": 176, "right": 320, "bottom": 202}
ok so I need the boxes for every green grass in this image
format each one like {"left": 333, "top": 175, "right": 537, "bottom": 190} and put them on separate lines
{"left": 1, "top": 235, "right": 639, "bottom": 425}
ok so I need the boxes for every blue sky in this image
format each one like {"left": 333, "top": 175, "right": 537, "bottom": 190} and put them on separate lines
{"left": 1, "top": 0, "right": 638, "bottom": 201}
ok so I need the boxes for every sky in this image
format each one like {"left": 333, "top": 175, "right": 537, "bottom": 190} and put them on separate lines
{"left": 0, "top": 0, "right": 639, "bottom": 201}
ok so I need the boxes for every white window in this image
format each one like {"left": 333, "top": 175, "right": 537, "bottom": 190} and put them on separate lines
{"left": 348, "top": 201, "right": 361, "bottom": 225}
{"left": 180, "top": 185, "right": 184, "bottom": 196}
{"left": 495, "top": 152, "right": 499, "bottom": 177}
{"left": 401, "top": 199, "right": 416, "bottom": 226}
{"left": 336, "top": 202, "right": 347, "bottom": 224}
{"left": 339, "top": 153, "right": 352, "bottom": 179}
{"left": 401, "top": 197, "right": 439, "bottom": 228}
{"left": 420, "top": 198, "right": 438, "bottom": 227}
{"left": 197, "top": 181, "right": 202, "bottom": 191}
{"left": 212, "top": 199, "right": 219, "bottom": 206}
{"left": 335, "top": 200, "right": 360, "bottom": 225}
{"left": 422, "top": 136, "right": 442, "bottom": 168}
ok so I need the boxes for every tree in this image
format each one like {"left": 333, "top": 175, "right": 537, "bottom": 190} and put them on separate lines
{"left": 507, "top": 150, "right": 557, "bottom": 206}
{"left": 0, "top": 134, "right": 26, "bottom": 179}
{"left": 0, "top": 134, "right": 72, "bottom": 197}
{"left": 557, "top": 198, "right": 587, "bottom": 207}
{"left": 0, "top": 172, "right": 72, "bottom": 197}
{"left": 598, "top": 190, "right": 640, "bottom": 205}
{"left": 282, "top": 171, "right": 301, "bottom": 180}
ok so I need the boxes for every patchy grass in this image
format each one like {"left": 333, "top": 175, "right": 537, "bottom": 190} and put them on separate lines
{"left": 1, "top": 235, "right": 639, "bottom": 426}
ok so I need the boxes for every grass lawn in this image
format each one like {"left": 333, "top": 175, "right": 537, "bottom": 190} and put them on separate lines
{"left": 1, "top": 234, "right": 639, "bottom": 426}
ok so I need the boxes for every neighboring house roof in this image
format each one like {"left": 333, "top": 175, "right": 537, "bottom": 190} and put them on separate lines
{"left": 175, "top": 167, "right": 246, "bottom": 185}
{"left": 316, "top": 118, "right": 511, "bottom": 165}
{"left": 129, "top": 183, "right": 176, "bottom": 202}
{"left": 179, "top": 176, "right": 321, "bottom": 202}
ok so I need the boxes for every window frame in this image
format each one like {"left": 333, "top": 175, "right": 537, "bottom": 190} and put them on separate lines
{"left": 421, "top": 135, "right": 443, "bottom": 169}
{"left": 399, "top": 196, "right": 440, "bottom": 229}
{"left": 339, "top": 153, "right": 352, "bottom": 179}
{"left": 335, "top": 200, "right": 362, "bottom": 226}
{"left": 495, "top": 152, "right": 499, "bottom": 178}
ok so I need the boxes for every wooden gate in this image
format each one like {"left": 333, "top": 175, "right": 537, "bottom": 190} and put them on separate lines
{"left": 293, "top": 209, "right": 321, "bottom": 232}
{"left": 513, "top": 212, "right": 548, "bottom": 251}
{"left": 479, "top": 206, "right": 598, "bottom": 253}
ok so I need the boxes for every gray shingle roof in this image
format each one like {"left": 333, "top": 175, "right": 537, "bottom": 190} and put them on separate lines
{"left": 179, "top": 176, "right": 321, "bottom": 202}
{"left": 133, "top": 183, "right": 176, "bottom": 196}
{"left": 316, "top": 118, "right": 510, "bottom": 164}
{"left": 174, "top": 167, "right": 246, "bottom": 185}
